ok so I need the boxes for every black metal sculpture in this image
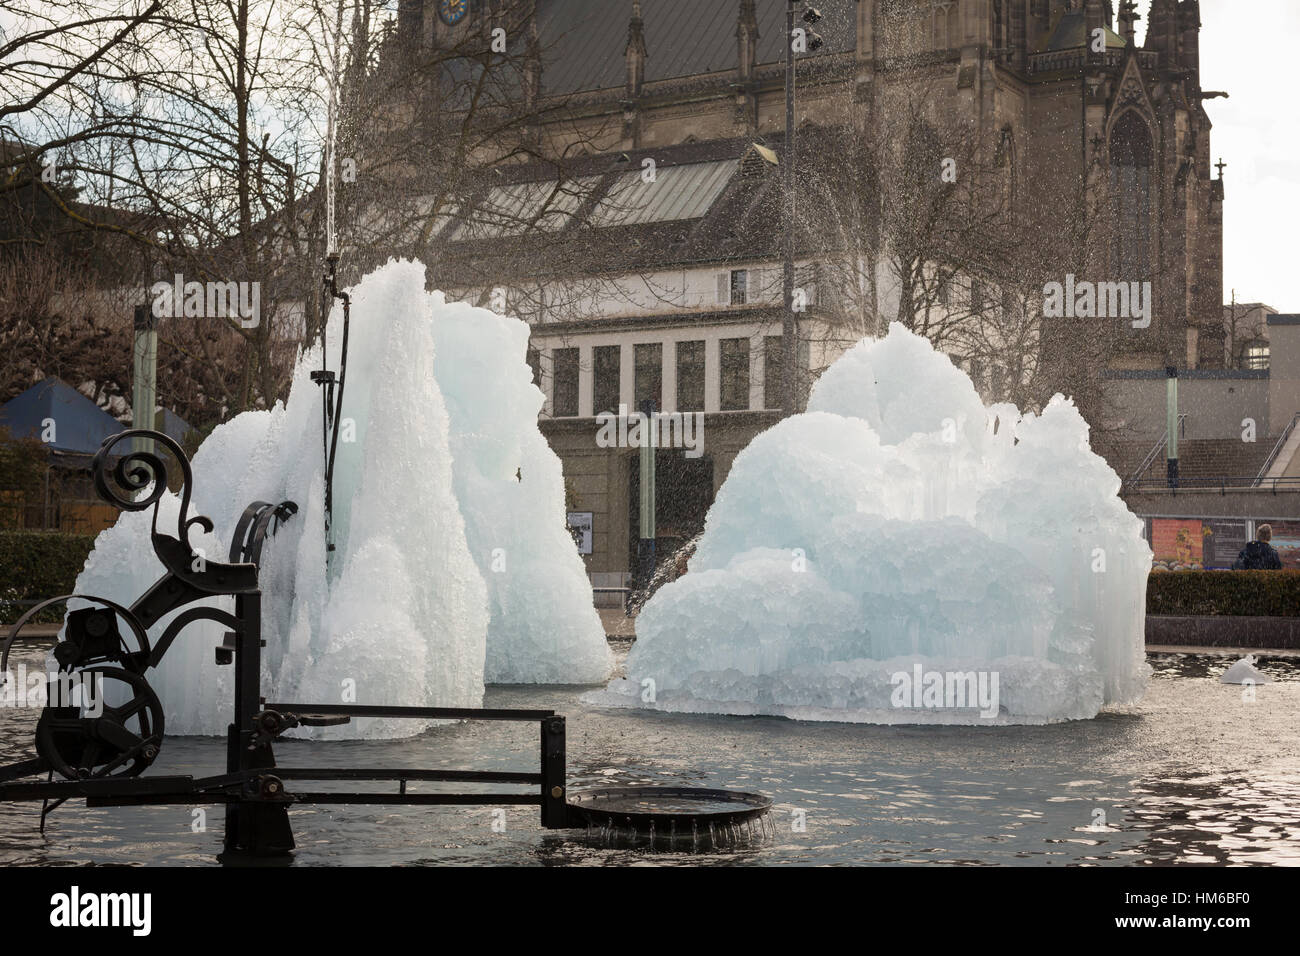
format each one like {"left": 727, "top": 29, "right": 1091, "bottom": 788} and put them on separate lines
{"left": 0, "top": 420, "right": 772, "bottom": 858}
{"left": 0, "top": 428, "right": 572, "bottom": 858}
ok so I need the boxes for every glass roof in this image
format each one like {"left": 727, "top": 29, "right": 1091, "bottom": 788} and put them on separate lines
{"left": 586, "top": 159, "right": 739, "bottom": 228}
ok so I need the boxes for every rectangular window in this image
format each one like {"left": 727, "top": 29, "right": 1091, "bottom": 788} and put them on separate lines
{"left": 676, "top": 340, "right": 705, "bottom": 412}
{"left": 593, "top": 345, "right": 621, "bottom": 416}
{"left": 720, "top": 337, "right": 750, "bottom": 411}
{"left": 795, "top": 263, "right": 820, "bottom": 309}
{"left": 634, "top": 343, "right": 663, "bottom": 412}
{"left": 552, "top": 348, "right": 579, "bottom": 417}
{"left": 730, "top": 269, "right": 748, "bottom": 306}
{"left": 970, "top": 278, "right": 984, "bottom": 313}
{"left": 1244, "top": 344, "right": 1270, "bottom": 370}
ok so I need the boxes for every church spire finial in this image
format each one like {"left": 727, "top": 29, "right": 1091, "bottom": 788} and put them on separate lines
{"left": 1118, "top": 0, "right": 1140, "bottom": 46}
{"left": 737, "top": 0, "right": 759, "bottom": 81}
{"left": 626, "top": 1, "right": 647, "bottom": 99}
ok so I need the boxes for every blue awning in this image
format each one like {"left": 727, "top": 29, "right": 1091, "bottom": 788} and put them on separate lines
{"left": 0, "top": 377, "right": 125, "bottom": 460}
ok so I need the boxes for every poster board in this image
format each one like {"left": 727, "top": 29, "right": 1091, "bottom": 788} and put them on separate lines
{"left": 1150, "top": 518, "right": 1207, "bottom": 570}
{"left": 1202, "top": 519, "right": 1249, "bottom": 569}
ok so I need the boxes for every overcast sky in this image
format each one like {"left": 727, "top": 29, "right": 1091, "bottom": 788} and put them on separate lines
{"left": 1187, "top": 0, "right": 1299, "bottom": 312}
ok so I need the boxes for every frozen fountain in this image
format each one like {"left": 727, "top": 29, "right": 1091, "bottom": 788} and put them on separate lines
{"left": 593, "top": 323, "right": 1152, "bottom": 725}
{"left": 67, "top": 260, "right": 611, "bottom": 737}
{"left": 0, "top": 259, "right": 768, "bottom": 857}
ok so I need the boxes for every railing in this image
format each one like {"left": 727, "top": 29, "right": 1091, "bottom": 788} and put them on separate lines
{"left": 1028, "top": 48, "right": 1158, "bottom": 74}
{"left": 1126, "top": 413, "right": 1187, "bottom": 488}
{"left": 1124, "top": 475, "right": 1300, "bottom": 494}
{"left": 1255, "top": 413, "right": 1300, "bottom": 486}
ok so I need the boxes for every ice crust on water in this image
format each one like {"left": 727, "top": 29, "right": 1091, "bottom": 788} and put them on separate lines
{"left": 591, "top": 323, "right": 1150, "bottom": 724}
{"left": 69, "top": 260, "right": 609, "bottom": 737}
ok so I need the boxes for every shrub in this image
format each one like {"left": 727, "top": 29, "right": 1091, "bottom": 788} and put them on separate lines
{"left": 1146, "top": 570, "right": 1300, "bottom": 618}
{"left": 0, "top": 530, "right": 96, "bottom": 623}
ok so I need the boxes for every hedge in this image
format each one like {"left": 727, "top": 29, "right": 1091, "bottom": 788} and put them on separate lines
{"left": 1, "top": 533, "right": 1296, "bottom": 622}
{"left": 1146, "top": 570, "right": 1300, "bottom": 618}
{"left": 0, "top": 530, "right": 97, "bottom": 622}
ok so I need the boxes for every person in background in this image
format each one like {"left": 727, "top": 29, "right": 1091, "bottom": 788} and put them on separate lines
{"left": 1234, "top": 524, "right": 1283, "bottom": 570}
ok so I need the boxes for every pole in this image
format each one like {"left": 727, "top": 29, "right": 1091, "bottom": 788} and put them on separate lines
{"left": 1166, "top": 365, "right": 1179, "bottom": 488}
{"left": 637, "top": 398, "right": 656, "bottom": 591}
{"left": 782, "top": 1, "right": 798, "bottom": 417}
{"left": 1230, "top": 287, "right": 1236, "bottom": 366}
{"left": 131, "top": 304, "right": 157, "bottom": 456}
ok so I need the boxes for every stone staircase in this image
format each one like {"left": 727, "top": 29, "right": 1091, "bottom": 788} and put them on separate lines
{"left": 1100, "top": 437, "right": 1277, "bottom": 485}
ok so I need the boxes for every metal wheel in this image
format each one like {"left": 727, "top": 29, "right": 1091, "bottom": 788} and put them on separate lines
{"left": 35, "top": 666, "right": 164, "bottom": 780}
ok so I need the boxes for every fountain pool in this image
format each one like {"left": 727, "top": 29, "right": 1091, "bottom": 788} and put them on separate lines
{"left": 2, "top": 639, "right": 1297, "bottom": 866}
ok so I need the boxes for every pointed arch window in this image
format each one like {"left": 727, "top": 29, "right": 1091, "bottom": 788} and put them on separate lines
{"left": 1109, "top": 111, "right": 1153, "bottom": 279}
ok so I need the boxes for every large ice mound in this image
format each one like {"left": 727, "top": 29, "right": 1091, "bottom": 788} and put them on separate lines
{"left": 69, "top": 260, "right": 609, "bottom": 737}
{"left": 591, "top": 323, "right": 1150, "bottom": 724}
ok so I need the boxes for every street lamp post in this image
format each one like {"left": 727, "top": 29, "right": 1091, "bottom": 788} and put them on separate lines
{"left": 782, "top": 4, "right": 822, "bottom": 418}
{"left": 782, "top": 2, "right": 797, "bottom": 418}
{"left": 637, "top": 397, "right": 657, "bottom": 592}
{"left": 131, "top": 303, "right": 157, "bottom": 456}
{"left": 1166, "top": 364, "right": 1180, "bottom": 488}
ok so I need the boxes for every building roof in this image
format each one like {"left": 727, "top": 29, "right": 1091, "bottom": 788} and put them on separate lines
{"left": 155, "top": 407, "right": 194, "bottom": 445}
{"left": 536, "top": 0, "right": 858, "bottom": 96}
{"left": 587, "top": 159, "right": 739, "bottom": 227}
{"left": 1044, "top": 11, "right": 1126, "bottom": 52}
{"left": 0, "top": 378, "right": 123, "bottom": 459}
{"left": 430, "top": 131, "right": 836, "bottom": 286}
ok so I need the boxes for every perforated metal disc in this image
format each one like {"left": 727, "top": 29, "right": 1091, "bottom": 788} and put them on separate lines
{"left": 566, "top": 786, "right": 772, "bottom": 828}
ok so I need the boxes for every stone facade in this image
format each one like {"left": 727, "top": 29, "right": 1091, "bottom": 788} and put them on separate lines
{"left": 405, "top": 0, "right": 1225, "bottom": 369}
{"left": 400, "top": 0, "right": 1233, "bottom": 576}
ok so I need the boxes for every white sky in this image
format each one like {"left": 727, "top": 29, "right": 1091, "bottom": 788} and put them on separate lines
{"left": 1182, "top": 0, "right": 1300, "bottom": 312}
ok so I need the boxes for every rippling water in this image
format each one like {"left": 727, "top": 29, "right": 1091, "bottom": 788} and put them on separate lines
{"left": 2, "top": 642, "right": 1298, "bottom": 866}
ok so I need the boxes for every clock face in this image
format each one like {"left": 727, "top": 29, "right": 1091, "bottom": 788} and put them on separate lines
{"left": 438, "top": 0, "right": 468, "bottom": 25}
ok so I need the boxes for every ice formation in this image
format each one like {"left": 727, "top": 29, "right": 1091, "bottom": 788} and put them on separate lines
{"left": 69, "top": 260, "right": 609, "bottom": 737}
{"left": 1220, "top": 655, "right": 1270, "bottom": 685}
{"left": 592, "top": 323, "right": 1150, "bottom": 724}
{"left": 431, "top": 294, "right": 612, "bottom": 684}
